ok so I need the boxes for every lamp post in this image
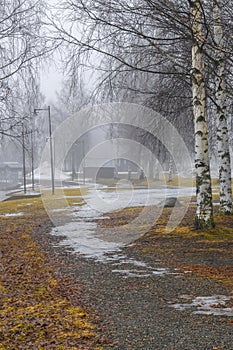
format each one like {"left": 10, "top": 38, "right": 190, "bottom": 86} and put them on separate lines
{"left": 31, "top": 113, "right": 35, "bottom": 191}
{"left": 71, "top": 142, "right": 79, "bottom": 182}
{"left": 22, "top": 122, "right": 27, "bottom": 194}
{"left": 71, "top": 144, "right": 75, "bottom": 182}
{"left": 31, "top": 130, "right": 35, "bottom": 191}
{"left": 82, "top": 140, "right": 85, "bottom": 185}
{"left": 34, "top": 106, "right": 55, "bottom": 195}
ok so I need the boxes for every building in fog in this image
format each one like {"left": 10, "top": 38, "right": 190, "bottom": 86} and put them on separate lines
{"left": 0, "top": 162, "right": 22, "bottom": 190}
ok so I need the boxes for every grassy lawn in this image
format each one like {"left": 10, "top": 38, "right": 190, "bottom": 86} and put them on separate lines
{"left": 97, "top": 203, "right": 233, "bottom": 289}
{"left": 0, "top": 185, "right": 233, "bottom": 349}
{"left": 0, "top": 192, "right": 103, "bottom": 350}
{"left": 95, "top": 175, "right": 221, "bottom": 188}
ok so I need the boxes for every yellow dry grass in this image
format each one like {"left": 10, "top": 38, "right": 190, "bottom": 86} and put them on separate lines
{"left": 0, "top": 193, "right": 103, "bottom": 350}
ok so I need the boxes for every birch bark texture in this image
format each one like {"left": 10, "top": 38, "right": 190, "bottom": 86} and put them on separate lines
{"left": 213, "top": 0, "right": 232, "bottom": 214}
{"left": 190, "top": 0, "right": 214, "bottom": 228}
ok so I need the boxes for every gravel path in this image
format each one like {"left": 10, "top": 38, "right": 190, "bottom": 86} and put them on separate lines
{"left": 34, "top": 224, "right": 233, "bottom": 350}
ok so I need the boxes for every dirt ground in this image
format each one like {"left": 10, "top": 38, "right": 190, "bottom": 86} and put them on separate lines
{"left": 0, "top": 193, "right": 233, "bottom": 349}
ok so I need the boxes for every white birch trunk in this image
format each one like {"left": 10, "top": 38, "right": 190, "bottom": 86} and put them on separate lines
{"left": 190, "top": 0, "right": 214, "bottom": 228}
{"left": 213, "top": 0, "right": 232, "bottom": 214}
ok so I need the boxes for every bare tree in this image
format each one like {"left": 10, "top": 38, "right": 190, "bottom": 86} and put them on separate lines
{"left": 213, "top": 0, "right": 232, "bottom": 214}
{"left": 0, "top": 0, "right": 55, "bottom": 136}
{"left": 0, "top": 0, "right": 52, "bottom": 81}
{"left": 51, "top": 0, "right": 233, "bottom": 227}
{"left": 189, "top": 0, "right": 214, "bottom": 228}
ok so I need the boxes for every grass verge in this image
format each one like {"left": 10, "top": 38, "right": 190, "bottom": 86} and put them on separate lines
{"left": 0, "top": 192, "right": 103, "bottom": 350}
{"left": 96, "top": 203, "right": 233, "bottom": 290}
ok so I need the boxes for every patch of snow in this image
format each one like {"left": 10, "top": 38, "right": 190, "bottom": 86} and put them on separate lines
{"left": 85, "top": 187, "right": 195, "bottom": 211}
{"left": 49, "top": 208, "right": 71, "bottom": 213}
{"left": 56, "top": 195, "right": 83, "bottom": 199}
{"left": 48, "top": 186, "right": 195, "bottom": 279}
{"left": 50, "top": 221, "right": 122, "bottom": 260}
{"left": 34, "top": 162, "right": 71, "bottom": 181}
{"left": 151, "top": 268, "right": 170, "bottom": 275}
{"left": 17, "top": 191, "right": 41, "bottom": 197}
{"left": 0, "top": 190, "right": 11, "bottom": 202}
{"left": 169, "top": 295, "right": 233, "bottom": 316}
{"left": 49, "top": 217, "right": 177, "bottom": 278}
{"left": 112, "top": 266, "right": 171, "bottom": 278}
{"left": 112, "top": 269, "right": 151, "bottom": 278}
{"left": 0, "top": 212, "right": 25, "bottom": 217}
{"left": 125, "top": 259, "right": 148, "bottom": 268}
{"left": 71, "top": 206, "right": 103, "bottom": 219}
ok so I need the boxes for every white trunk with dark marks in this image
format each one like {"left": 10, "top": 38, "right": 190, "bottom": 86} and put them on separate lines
{"left": 213, "top": 0, "right": 232, "bottom": 214}
{"left": 190, "top": 0, "right": 214, "bottom": 228}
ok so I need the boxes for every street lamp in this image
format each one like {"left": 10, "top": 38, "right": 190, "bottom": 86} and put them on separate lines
{"left": 30, "top": 113, "right": 35, "bottom": 191}
{"left": 34, "top": 106, "right": 55, "bottom": 195}
{"left": 82, "top": 140, "right": 85, "bottom": 185}
{"left": 22, "top": 122, "right": 27, "bottom": 194}
{"left": 71, "top": 143, "right": 76, "bottom": 182}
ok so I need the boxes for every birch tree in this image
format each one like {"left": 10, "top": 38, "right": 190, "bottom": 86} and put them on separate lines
{"left": 190, "top": 0, "right": 214, "bottom": 228}
{"left": 213, "top": 0, "right": 232, "bottom": 214}
{"left": 50, "top": 0, "right": 233, "bottom": 227}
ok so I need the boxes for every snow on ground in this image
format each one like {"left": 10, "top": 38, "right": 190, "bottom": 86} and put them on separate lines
{"left": 0, "top": 191, "right": 11, "bottom": 202}
{"left": 51, "top": 221, "right": 122, "bottom": 260}
{"left": 29, "top": 162, "right": 71, "bottom": 181}
{"left": 66, "top": 186, "right": 195, "bottom": 218}
{"left": 50, "top": 220, "right": 179, "bottom": 278}
{"left": 0, "top": 212, "right": 25, "bottom": 217}
{"left": 17, "top": 189, "right": 41, "bottom": 197}
{"left": 49, "top": 186, "right": 194, "bottom": 260}
{"left": 169, "top": 295, "right": 233, "bottom": 317}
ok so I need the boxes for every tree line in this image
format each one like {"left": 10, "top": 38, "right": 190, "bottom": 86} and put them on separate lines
{"left": 0, "top": 0, "right": 52, "bottom": 155}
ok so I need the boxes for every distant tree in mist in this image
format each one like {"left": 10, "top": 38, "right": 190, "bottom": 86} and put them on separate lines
{"left": 0, "top": 0, "right": 54, "bottom": 138}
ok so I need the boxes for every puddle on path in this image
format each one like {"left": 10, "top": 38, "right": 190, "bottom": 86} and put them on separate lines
{"left": 169, "top": 295, "right": 233, "bottom": 316}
